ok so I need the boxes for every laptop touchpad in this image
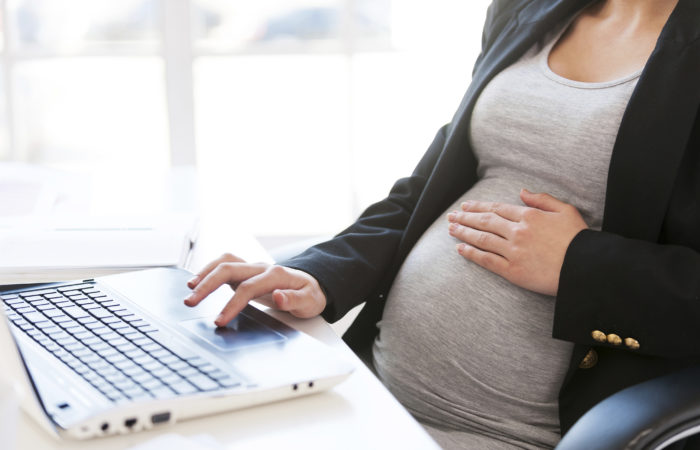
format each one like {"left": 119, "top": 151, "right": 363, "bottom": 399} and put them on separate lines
{"left": 179, "top": 313, "right": 286, "bottom": 352}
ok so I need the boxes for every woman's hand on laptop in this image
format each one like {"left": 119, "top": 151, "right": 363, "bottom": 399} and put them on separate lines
{"left": 183, "top": 253, "right": 327, "bottom": 327}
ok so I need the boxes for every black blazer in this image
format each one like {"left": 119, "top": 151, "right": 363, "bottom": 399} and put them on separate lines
{"left": 283, "top": 0, "right": 700, "bottom": 435}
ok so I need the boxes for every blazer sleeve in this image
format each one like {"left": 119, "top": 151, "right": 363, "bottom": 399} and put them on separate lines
{"left": 553, "top": 229, "right": 700, "bottom": 358}
{"left": 280, "top": 124, "right": 450, "bottom": 323}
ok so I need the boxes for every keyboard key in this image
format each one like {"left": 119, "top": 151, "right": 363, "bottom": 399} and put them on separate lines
{"left": 56, "top": 336, "right": 76, "bottom": 346}
{"left": 9, "top": 300, "right": 29, "bottom": 309}
{"left": 170, "top": 381, "right": 198, "bottom": 395}
{"left": 123, "top": 316, "right": 144, "bottom": 324}
{"left": 84, "top": 321, "right": 104, "bottom": 330}
{"left": 177, "top": 367, "right": 199, "bottom": 378}
{"left": 105, "top": 353, "right": 127, "bottom": 364}
{"left": 142, "top": 360, "right": 166, "bottom": 372}
{"left": 28, "top": 299, "right": 50, "bottom": 307}
{"left": 188, "top": 375, "right": 219, "bottom": 391}
{"left": 122, "top": 386, "right": 148, "bottom": 399}
{"left": 132, "top": 372, "right": 157, "bottom": 384}
{"left": 58, "top": 284, "right": 95, "bottom": 292}
{"left": 123, "top": 366, "right": 147, "bottom": 377}
{"left": 92, "top": 327, "right": 113, "bottom": 336}
{"left": 23, "top": 296, "right": 44, "bottom": 303}
{"left": 73, "top": 331, "right": 92, "bottom": 340}
{"left": 90, "top": 308, "right": 112, "bottom": 319}
{"left": 218, "top": 377, "right": 241, "bottom": 388}
{"left": 151, "top": 367, "right": 174, "bottom": 379}
{"left": 77, "top": 317, "right": 98, "bottom": 325}
{"left": 42, "top": 308, "right": 64, "bottom": 318}
{"left": 108, "top": 321, "right": 129, "bottom": 330}
{"left": 150, "top": 386, "right": 176, "bottom": 399}
{"left": 113, "top": 360, "right": 138, "bottom": 371}
{"left": 134, "top": 354, "right": 157, "bottom": 366}
{"left": 60, "top": 290, "right": 82, "bottom": 297}
{"left": 82, "top": 336, "right": 102, "bottom": 347}
{"left": 64, "top": 342, "right": 85, "bottom": 352}
{"left": 117, "top": 326, "right": 139, "bottom": 337}
{"left": 19, "top": 289, "right": 55, "bottom": 297}
{"left": 140, "top": 378, "right": 164, "bottom": 391}
{"left": 63, "top": 306, "right": 89, "bottom": 319}
{"left": 23, "top": 312, "right": 49, "bottom": 323}
{"left": 57, "top": 319, "right": 79, "bottom": 329}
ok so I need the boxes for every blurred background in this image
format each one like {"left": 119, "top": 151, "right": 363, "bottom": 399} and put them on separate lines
{"left": 0, "top": 0, "right": 490, "bottom": 248}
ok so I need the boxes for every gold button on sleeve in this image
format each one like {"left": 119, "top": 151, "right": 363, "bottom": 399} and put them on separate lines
{"left": 579, "top": 349, "right": 598, "bottom": 369}
{"left": 591, "top": 330, "right": 606, "bottom": 343}
{"left": 607, "top": 333, "right": 622, "bottom": 346}
{"left": 624, "top": 337, "right": 640, "bottom": 350}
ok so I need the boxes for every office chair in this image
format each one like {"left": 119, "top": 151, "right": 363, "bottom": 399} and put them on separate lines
{"left": 557, "top": 366, "right": 700, "bottom": 449}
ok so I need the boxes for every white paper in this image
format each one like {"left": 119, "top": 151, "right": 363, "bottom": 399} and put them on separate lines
{"left": 0, "top": 215, "right": 197, "bottom": 284}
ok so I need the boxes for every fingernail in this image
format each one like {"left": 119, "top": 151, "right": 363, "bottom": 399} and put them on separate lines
{"left": 461, "top": 201, "right": 472, "bottom": 210}
{"left": 187, "top": 276, "right": 199, "bottom": 286}
{"left": 184, "top": 293, "right": 195, "bottom": 303}
{"left": 215, "top": 314, "right": 225, "bottom": 326}
{"left": 277, "top": 292, "right": 287, "bottom": 308}
{"left": 447, "top": 212, "right": 457, "bottom": 221}
{"left": 449, "top": 223, "right": 458, "bottom": 232}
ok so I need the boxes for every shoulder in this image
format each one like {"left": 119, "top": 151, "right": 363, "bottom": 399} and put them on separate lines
{"left": 481, "top": 0, "right": 535, "bottom": 50}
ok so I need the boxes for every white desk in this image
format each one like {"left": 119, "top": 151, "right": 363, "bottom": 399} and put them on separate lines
{"left": 11, "top": 191, "right": 438, "bottom": 449}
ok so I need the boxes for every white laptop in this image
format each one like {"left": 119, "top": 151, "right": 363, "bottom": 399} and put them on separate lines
{"left": 0, "top": 267, "right": 353, "bottom": 440}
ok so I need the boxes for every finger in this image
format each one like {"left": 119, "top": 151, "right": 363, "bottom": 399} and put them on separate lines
{"left": 448, "top": 210, "right": 514, "bottom": 239}
{"left": 216, "top": 266, "right": 301, "bottom": 326}
{"left": 187, "top": 252, "right": 244, "bottom": 288}
{"left": 449, "top": 223, "right": 509, "bottom": 257}
{"left": 519, "top": 189, "right": 565, "bottom": 213}
{"left": 461, "top": 200, "right": 524, "bottom": 222}
{"left": 456, "top": 242, "right": 508, "bottom": 276}
{"left": 185, "top": 262, "right": 267, "bottom": 307}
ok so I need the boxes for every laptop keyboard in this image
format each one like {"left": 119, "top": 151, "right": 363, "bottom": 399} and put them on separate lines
{"left": 1, "top": 282, "right": 241, "bottom": 404}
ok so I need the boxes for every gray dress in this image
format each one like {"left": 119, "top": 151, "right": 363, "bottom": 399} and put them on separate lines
{"left": 372, "top": 23, "right": 641, "bottom": 449}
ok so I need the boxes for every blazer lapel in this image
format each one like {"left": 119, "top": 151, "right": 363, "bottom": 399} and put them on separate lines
{"left": 400, "top": 0, "right": 590, "bottom": 245}
{"left": 602, "top": 0, "right": 700, "bottom": 240}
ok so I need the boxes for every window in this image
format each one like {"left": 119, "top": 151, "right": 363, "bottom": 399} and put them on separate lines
{"left": 1, "top": 0, "right": 490, "bottom": 236}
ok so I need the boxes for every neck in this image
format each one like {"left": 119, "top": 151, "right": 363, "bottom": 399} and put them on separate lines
{"left": 597, "top": 0, "right": 679, "bottom": 21}
{"left": 589, "top": 0, "right": 679, "bottom": 33}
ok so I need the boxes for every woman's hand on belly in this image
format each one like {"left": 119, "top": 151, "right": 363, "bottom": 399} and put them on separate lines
{"left": 447, "top": 189, "right": 587, "bottom": 296}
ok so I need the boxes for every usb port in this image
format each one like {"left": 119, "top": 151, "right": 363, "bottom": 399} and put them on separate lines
{"left": 151, "top": 412, "right": 171, "bottom": 425}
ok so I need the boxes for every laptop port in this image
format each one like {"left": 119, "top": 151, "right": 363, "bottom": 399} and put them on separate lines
{"left": 124, "top": 418, "right": 137, "bottom": 428}
{"left": 308, "top": 381, "right": 314, "bottom": 388}
{"left": 292, "top": 384, "right": 298, "bottom": 391}
{"left": 151, "top": 412, "right": 171, "bottom": 425}
{"left": 101, "top": 422, "right": 109, "bottom": 432}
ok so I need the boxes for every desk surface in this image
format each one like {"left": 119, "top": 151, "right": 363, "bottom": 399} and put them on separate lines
{"left": 12, "top": 205, "right": 438, "bottom": 449}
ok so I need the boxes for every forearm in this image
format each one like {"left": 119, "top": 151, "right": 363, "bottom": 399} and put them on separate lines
{"left": 554, "top": 229, "right": 700, "bottom": 358}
